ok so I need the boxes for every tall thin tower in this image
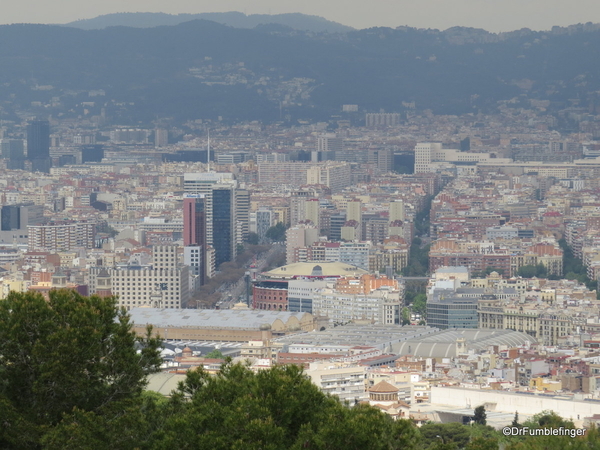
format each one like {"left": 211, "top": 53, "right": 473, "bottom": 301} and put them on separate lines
{"left": 207, "top": 128, "right": 211, "bottom": 172}
{"left": 184, "top": 195, "right": 207, "bottom": 286}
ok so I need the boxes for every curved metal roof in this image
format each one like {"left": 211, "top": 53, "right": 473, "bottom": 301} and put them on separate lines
{"left": 393, "top": 329, "right": 537, "bottom": 358}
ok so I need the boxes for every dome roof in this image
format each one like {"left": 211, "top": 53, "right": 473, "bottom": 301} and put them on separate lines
{"left": 370, "top": 380, "right": 399, "bottom": 393}
{"left": 263, "top": 262, "right": 368, "bottom": 279}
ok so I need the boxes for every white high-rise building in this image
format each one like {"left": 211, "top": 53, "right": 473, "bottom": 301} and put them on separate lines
{"left": 414, "top": 142, "right": 512, "bottom": 173}
{"left": 414, "top": 143, "right": 441, "bottom": 173}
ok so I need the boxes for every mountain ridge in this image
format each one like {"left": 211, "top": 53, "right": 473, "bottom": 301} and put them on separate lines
{"left": 64, "top": 11, "right": 354, "bottom": 34}
{"left": 1, "top": 20, "right": 600, "bottom": 123}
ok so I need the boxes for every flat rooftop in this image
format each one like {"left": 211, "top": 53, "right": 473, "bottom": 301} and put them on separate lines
{"left": 129, "top": 307, "right": 310, "bottom": 330}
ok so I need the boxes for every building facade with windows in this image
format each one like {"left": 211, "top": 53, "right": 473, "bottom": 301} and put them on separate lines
{"left": 89, "top": 245, "right": 189, "bottom": 309}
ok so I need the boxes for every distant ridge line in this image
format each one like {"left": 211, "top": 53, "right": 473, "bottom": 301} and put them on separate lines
{"left": 64, "top": 11, "right": 355, "bottom": 34}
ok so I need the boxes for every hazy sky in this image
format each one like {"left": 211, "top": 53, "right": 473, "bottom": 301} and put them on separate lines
{"left": 5, "top": 0, "right": 600, "bottom": 32}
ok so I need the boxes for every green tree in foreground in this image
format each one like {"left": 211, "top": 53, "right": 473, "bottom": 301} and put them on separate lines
{"left": 419, "top": 422, "right": 471, "bottom": 449}
{"left": 153, "top": 362, "right": 420, "bottom": 450}
{"left": 0, "top": 290, "right": 162, "bottom": 448}
{"left": 42, "top": 360, "right": 421, "bottom": 450}
{"left": 511, "top": 411, "right": 520, "bottom": 428}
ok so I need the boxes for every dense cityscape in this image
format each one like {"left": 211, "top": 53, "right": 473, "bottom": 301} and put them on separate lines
{"left": 3, "top": 8, "right": 600, "bottom": 450}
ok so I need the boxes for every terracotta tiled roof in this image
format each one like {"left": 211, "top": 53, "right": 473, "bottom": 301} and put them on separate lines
{"left": 369, "top": 380, "right": 399, "bottom": 393}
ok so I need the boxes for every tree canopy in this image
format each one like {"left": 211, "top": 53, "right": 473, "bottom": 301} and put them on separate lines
{"left": 204, "top": 349, "right": 225, "bottom": 359}
{"left": 0, "top": 289, "right": 162, "bottom": 448}
{"left": 473, "top": 405, "right": 487, "bottom": 426}
{"left": 41, "top": 360, "right": 421, "bottom": 450}
{"left": 516, "top": 264, "right": 547, "bottom": 278}
{"left": 266, "top": 222, "right": 287, "bottom": 242}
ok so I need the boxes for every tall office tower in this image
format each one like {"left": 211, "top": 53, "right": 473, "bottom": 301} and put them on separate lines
{"left": 183, "top": 196, "right": 206, "bottom": 247}
{"left": 27, "top": 120, "right": 51, "bottom": 172}
{"left": 0, "top": 203, "right": 43, "bottom": 232}
{"left": 235, "top": 188, "right": 250, "bottom": 246}
{"left": 2, "top": 203, "right": 43, "bottom": 226}
{"left": 212, "top": 186, "right": 236, "bottom": 268}
{"left": 183, "top": 195, "right": 207, "bottom": 285}
{"left": 184, "top": 172, "right": 234, "bottom": 247}
{"left": 0, "top": 205, "right": 21, "bottom": 231}
{"left": 0, "top": 139, "right": 25, "bottom": 170}
{"left": 155, "top": 128, "right": 168, "bottom": 148}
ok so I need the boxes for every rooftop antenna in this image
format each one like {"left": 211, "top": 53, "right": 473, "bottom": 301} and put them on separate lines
{"left": 207, "top": 127, "right": 211, "bottom": 172}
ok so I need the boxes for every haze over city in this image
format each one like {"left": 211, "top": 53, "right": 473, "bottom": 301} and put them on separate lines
{"left": 2, "top": 2, "right": 600, "bottom": 449}
{"left": 3, "top": 0, "right": 600, "bottom": 32}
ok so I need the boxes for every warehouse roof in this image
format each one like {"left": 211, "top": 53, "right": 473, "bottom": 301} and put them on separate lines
{"left": 129, "top": 307, "right": 312, "bottom": 330}
{"left": 274, "top": 325, "right": 535, "bottom": 358}
{"left": 274, "top": 324, "right": 439, "bottom": 351}
{"left": 393, "top": 329, "right": 537, "bottom": 358}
